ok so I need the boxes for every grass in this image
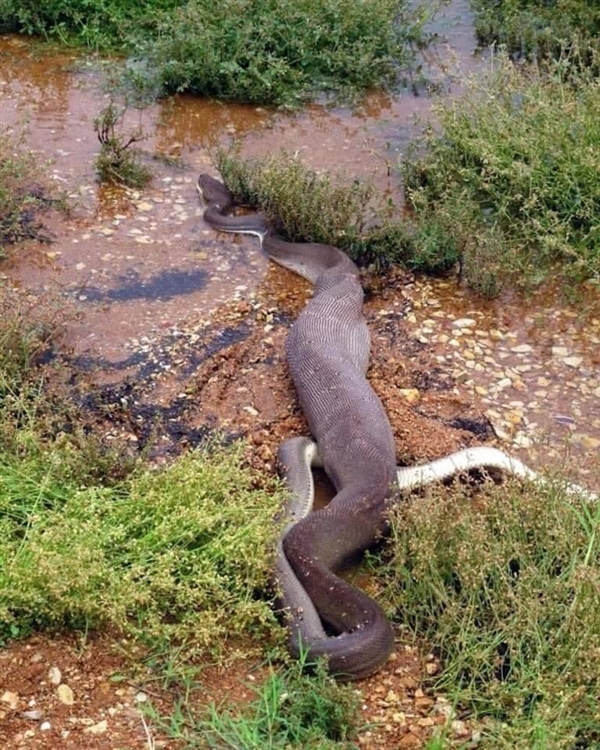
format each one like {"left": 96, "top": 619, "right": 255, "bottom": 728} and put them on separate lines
{"left": 377, "top": 475, "right": 600, "bottom": 748}
{"left": 214, "top": 147, "right": 412, "bottom": 271}
{"left": 0, "top": 0, "right": 429, "bottom": 105}
{"left": 0, "top": 128, "right": 58, "bottom": 257}
{"left": 149, "top": 658, "right": 362, "bottom": 749}
{"left": 471, "top": 0, "right": 600, "bottom": 65}
{"left": 0, "top": 285, "right": 285, "bottom": 655}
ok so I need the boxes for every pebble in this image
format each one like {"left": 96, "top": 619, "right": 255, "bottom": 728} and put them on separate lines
{"left": 1, "top": 691, "right": 19, "bottom": 710}
{"left": 48, "top": 666, "right": 62, "bottom": 686}
{"left": 84, "top": 719, "right": 108, "bottom": 735}
{"left": 57, "top": 684, "right": 74, "bottom": 705}
{"left": 401, "top": 279, "right": 599, "bottom": 474}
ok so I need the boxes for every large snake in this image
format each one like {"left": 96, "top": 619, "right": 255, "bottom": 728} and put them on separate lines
{"left": 197, "top": 173, "right": 596, "bottom": 681}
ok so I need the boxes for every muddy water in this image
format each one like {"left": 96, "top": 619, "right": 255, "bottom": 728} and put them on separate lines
{"left": 0, "top": 3, "right": 598, "bottom": 482}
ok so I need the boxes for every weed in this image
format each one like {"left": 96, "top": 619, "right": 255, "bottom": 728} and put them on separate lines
{"left": 214, "top": 148, "right": 416, "bottom": 271}
{"left": 0, "top": 285, "right": 284, "bottom": 656}
{"left": 142, "top": 0, "right": 427, "bottom": 105}
{"left": 149, "top": 657, "right": 361, "bottom": 749}
{"left": 378, "top": 475, "right": 600, "bottom": 748}
{"left": 0, "top": 128, "right": 57, "bottom": 256}
{"left": 94, "top": 101, "right": 152, "bottom": 188}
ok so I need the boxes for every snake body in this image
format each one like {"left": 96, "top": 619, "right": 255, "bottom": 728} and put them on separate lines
{"left": 197, "top": 174, "right": 596, "bottom": 680}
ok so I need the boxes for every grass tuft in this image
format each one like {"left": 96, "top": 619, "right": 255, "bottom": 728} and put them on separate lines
{"left": 0, "top": 128, "right": 58, "bottom": 256}
{"left": 150, "top": 657, "right": 361, "bottom": 749}
{"left": 378, "top": 476, "right": 600, "bottom": 748}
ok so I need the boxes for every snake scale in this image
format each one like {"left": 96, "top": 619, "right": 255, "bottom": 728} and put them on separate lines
{"left": 197, "top": 173, "right": 596, "bottom": 680}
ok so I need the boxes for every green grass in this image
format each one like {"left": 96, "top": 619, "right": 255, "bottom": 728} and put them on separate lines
{"left": 377, "top": 476, "right": 600, "bottom": 749}
{"left": 149, "top": 658, "right": 361, "bottom": 749}
{"left": 471, "top": 0, "right": 600, "bottom": 65}
{"left": 0, "top": 0, "right": 429, "bottom": 105}
{"left": 214, "top": 148, "right": 412, "bottom": 271}
{"left": 402, "top": 55, "right": 600, "bottom": 295}
{"left": 0, "top": 286, "right": 285, "bottom": 655}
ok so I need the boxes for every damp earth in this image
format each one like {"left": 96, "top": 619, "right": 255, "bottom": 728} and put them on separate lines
{"left": 1, "top": 3, "right": 599, "bottom": 749}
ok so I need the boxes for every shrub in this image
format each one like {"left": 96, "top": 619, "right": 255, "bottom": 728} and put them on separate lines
{"left": 143, "top": 0, "right": 425, "bottom": 105}
{"left": 0, "top": 0, "right": 428, "bottom": 105}
{"left": 402, "top": 55, "right": 600, "bottom": 294}
{"left": 94, "top": 101, "right": 152, "bottom": 187}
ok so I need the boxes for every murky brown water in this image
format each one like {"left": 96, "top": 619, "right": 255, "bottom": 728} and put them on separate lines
{"left": 0, "top": 1, "right": 598, "bottom": 482}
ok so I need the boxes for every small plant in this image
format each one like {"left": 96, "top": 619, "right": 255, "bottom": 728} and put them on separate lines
{"left": 94, "top": 101, "right": 152, "bottom": 187}
{"left": 0, "top": 128, "right": 56, "bottom": 256}
{"left": 149, "top": 657, "right": 361, "bottom": 749}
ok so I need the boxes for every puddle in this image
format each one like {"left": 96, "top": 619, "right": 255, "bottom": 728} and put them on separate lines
{"left": 0, "top": 1, "right": 598, "bottom": 483}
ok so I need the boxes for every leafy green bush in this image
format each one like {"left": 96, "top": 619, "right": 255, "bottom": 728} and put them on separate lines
{"left": 0, "top": 0, "right": 427, "bottom": 104}
{"left": 379, "top": 476, "right": 600, "bottom": 748}
{"left": 215, "top": 148, "right": 417, "bottom": 270}
{"left": 0, "top": 443, "right": 283, "bottom": 652}
{"left": 0, "top": 287, "right": 283, "bottom": 654}
{"left": 0, "top": 0, "right": 180, "bottom": 49}
{"left": 402, "top": 55, "right": 600, "bottom": 294}
{"left": 143, "top": 0, "right": 425, "bottom": 105}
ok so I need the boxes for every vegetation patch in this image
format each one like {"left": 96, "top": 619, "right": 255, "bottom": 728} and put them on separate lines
{"left": 378, "top": 476, "right": 600, "bottom": 748}
{"left": 150, "top": 658, "right": 361, "bottom": 749}
{"left": 0, "top": 129, "right": 58, "bottom": 257}
{"left": 0, "top": 0, "right": 428, "bottom": 105}
{"left": 0, "top": 286, "right": 284, "bottom": 655}
{"left": 214, "top": 148, "right": 412, "bottom": 271}
{"left": 402, "top": 56, "right": 600, "bottom": 295}
{"left": 94, "top": 101, "right": 152, "bottom": 188}
{"left": 471, "top": 0, "right": 600, "bottom": 64}
{"left": 216, "top": 50, "right": 600, "bottom": 297}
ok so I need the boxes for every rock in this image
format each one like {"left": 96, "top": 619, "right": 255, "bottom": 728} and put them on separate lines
{"left": 399, "top": 388, "right": 420, "bottom": 404}
{"left": 563, "top": 356, "right": 583, "bottom": 368}
{"left": 57, "top": 684, "right": 74, "bottom": 706}
{"left": 22, "top": 710, "right": 43, "bottom": 720}
{"left": 453, "top": 318, "right": 476, "bottom": 328}
{"left": 40, "top": 721, "right": 51, "bottom": 731}
{"left": 551, "top": 346, "right": 569, "bottom": 357}
{"left": 1, "top": 691, "right": 19, "bottom": 710}
{"left": 48, "top": 667, "right": 62, "bottom": 686}
{"left": 84, "top": 719, "right": 108, "bottom": 735}
{"left": 510, "top": 344, "right": 532, "bottom": 353}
